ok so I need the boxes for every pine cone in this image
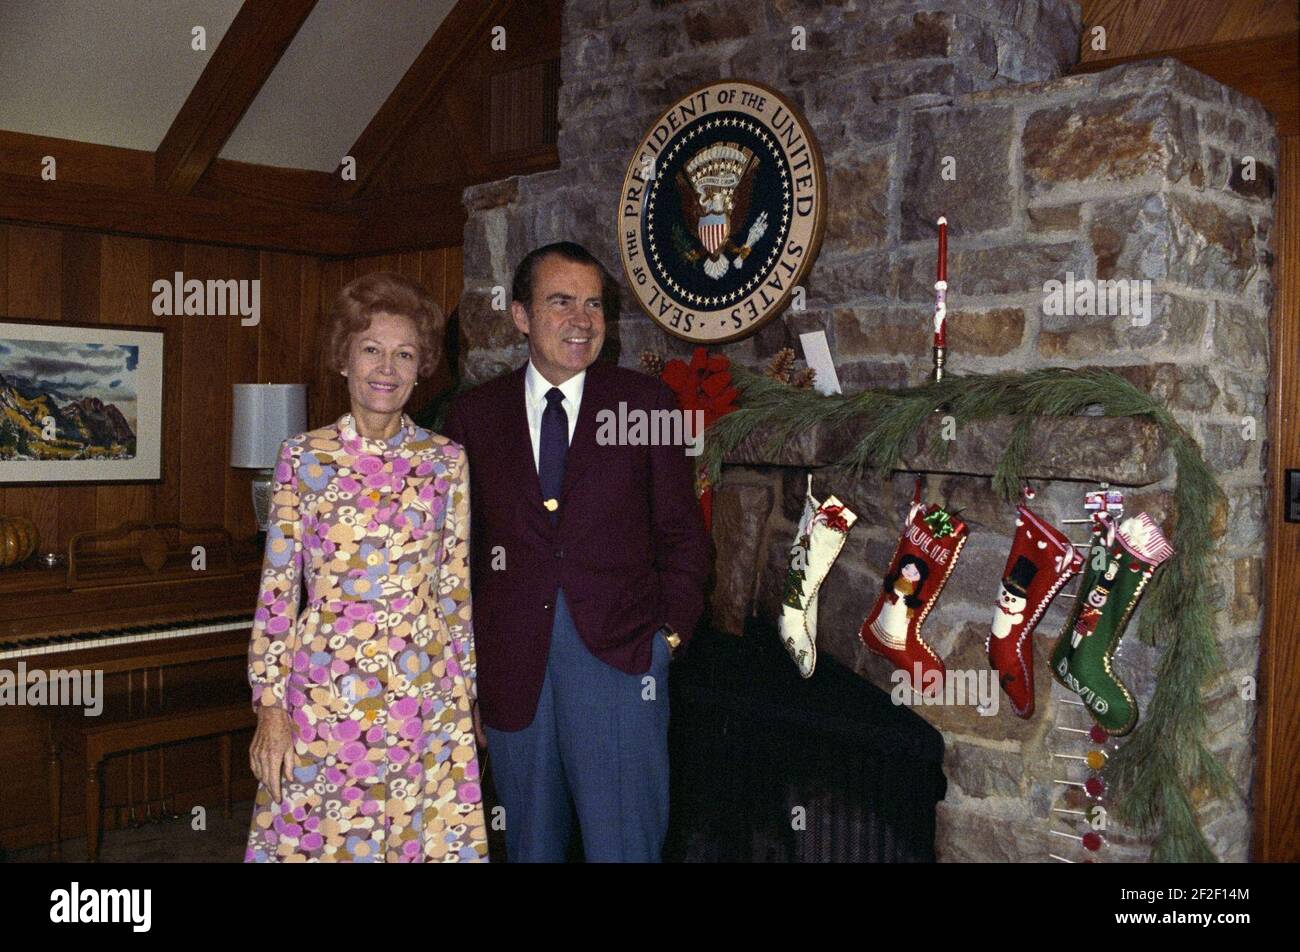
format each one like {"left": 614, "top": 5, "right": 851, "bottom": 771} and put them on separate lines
{"left": 765, "top": 347, "right": 797, "bottom": 383}
{"left": 791, "top": 367, "right": 817, "bottom": 390}
{"left": 640, "top": 350, "right": 665, "bottom": 377}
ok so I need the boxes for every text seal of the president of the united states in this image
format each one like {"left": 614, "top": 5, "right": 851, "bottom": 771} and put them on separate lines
{"left": 617, "top": 80, "right": 826, "bottom": 343}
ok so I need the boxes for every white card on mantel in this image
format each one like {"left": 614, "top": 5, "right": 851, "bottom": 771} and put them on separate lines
{"left": 798, "top": 331, "right": 841, "bottom": 395}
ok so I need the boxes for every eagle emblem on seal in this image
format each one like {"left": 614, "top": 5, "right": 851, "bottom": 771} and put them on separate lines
{"left": 673, "top": 142, "right": 770, "bottom": 280}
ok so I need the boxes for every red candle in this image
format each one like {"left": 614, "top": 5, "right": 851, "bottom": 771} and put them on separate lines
{"left": 937, "top": 216, "right": 947, "bottom": 282}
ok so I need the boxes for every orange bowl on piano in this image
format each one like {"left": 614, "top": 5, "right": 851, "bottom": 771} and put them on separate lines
{"left": 0, "top": 514, "right": 38, "bottom": 568}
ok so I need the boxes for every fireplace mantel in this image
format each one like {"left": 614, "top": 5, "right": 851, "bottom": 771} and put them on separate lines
{"left": 723, "top": 414, "right": 1170, "bottom": 486}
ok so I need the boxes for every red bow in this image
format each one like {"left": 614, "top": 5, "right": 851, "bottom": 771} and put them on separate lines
{"left": 818, "top": 504, "right": 851, "bottom": 533}
{"left": 660, "top": 347, "right": 739, "bottom": 428}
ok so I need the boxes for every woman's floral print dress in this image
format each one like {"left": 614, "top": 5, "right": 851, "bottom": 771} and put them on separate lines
{"left": 244, "top": 413, "right": 488, "bottom": 862}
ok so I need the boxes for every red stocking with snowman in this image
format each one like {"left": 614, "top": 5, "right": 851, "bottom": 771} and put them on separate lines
{"left": 987, "top": 504, "right": 1084, "bottom": 717}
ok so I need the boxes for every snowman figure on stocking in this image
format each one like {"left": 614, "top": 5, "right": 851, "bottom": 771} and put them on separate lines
{"left": 991, "top": 556, "right": 1036, "bottom": 640}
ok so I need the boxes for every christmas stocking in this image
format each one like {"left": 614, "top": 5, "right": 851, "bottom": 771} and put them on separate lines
{"left": 781, "top": 476, "right": 857, "bottom": 678}
{"left": 1051, "top": 512, "right": 1174, "bottom": 736}
{"left": 859, "top": 481, "right": 968, "bottom": 694}
{"left": 987, "top": 506, "right": 1084, "bottom": 718}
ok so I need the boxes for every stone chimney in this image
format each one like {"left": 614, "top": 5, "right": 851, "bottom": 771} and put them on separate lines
{"left": 459, "top": 0, "right": 1277, "bottom": 862}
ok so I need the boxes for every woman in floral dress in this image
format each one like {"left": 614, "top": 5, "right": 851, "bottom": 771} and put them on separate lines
{"left": 245, "top": 272, "right": 487, "bottom": 862}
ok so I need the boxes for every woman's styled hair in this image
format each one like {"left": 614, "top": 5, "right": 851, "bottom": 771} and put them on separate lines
{"left": 883, "top": 555, "right": 929, "bottom": 610}
{"left": 325, "top": 272, "right": 443, "bottom": 378}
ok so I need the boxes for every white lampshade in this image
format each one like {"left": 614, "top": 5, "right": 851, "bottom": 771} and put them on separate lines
{"left": 230, "top": 384, "right": 307, "bottom": 469}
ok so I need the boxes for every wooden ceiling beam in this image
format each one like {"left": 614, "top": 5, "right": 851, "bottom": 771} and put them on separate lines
{"left": 0, "top": 129, "right": 470, "bottom": 255}
{"left": 340, "top": 0, "right": 515, "bottom": 199}
{"left": 153, "top": 0, "right": 318, "bottom": 195}
{"left": 0, "top": 172, "right": 354, "bottom": 256}
{"left": 0, "top": 129, "right": 152, "bottom": 190}
{"left": 194, "top": 157, "right": 339, "bottom": 209}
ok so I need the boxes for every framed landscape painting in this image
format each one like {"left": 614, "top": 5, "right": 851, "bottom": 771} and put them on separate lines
{"left": 0, "top": 319, "right": 164, "bottom": 484}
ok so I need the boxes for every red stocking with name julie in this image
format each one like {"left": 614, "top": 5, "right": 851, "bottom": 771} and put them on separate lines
{"left": 860, "top": 481, "right": 968, "bottom": 694}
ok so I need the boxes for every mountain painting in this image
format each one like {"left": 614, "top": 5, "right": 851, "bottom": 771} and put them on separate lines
{"left": 0, "top": 321, "right": 163, "bottom": 484}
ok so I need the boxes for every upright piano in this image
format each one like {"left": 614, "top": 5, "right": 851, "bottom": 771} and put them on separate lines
{"left": 0, "top": 523, "right": 262, "bottom": 858}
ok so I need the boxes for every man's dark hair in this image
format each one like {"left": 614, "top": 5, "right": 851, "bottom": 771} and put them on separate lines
{"left": 511, "top": 241, "right": 620, "bottom": 318}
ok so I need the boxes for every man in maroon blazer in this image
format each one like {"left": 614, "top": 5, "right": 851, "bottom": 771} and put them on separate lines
{"left": 441, "top": 241, "right": 710, "bottom": 862}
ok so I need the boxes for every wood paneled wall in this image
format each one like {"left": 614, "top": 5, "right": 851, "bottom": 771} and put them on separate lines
{"left": 1078, "top": 0, "right": 1297, "bottom": 60}
{"left": 0, "top": 224, "right": 462, "bottom": 554}
{"left": 367, "top": 0, "right": 561, "bottom": 194}
{"left": 1257, "top": 136, "right": 1300, "bottom": 862}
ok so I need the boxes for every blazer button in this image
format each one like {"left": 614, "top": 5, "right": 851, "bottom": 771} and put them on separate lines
{"left": 543, "top": 601, "right": 553, "bottom": 611}
{"left": 554, "top": 548, "right": 563, "bottom": 559}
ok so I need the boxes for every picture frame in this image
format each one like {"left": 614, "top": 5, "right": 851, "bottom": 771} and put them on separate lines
{"left": 0, "top": 318, "right": 164, "bottom": 484}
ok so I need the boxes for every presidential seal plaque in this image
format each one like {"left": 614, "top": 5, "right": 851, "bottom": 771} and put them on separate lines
{"left": 617, "top": 80, "right": 826, "bottom": 343}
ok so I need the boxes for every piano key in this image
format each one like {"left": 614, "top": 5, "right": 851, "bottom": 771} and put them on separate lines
{"left": 0, "top": 615, "right": 252, "bottom": 660}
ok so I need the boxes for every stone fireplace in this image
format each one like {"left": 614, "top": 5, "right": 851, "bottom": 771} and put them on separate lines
{"left": 458, "top": 0, "right": 1276, "bottom": 862}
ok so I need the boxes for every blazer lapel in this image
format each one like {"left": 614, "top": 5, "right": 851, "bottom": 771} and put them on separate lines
{"left": 560, "top": 362, "right": 607, "bottom": 504}
{"left": 502, "top": 365, "right": 546, "bottom": 516}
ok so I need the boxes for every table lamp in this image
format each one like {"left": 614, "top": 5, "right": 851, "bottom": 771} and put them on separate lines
{"left": 230, "top": 384, "right": 307, "bottom": 538}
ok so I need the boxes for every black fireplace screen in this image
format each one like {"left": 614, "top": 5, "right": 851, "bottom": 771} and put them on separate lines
{"left": 665, "top": 624, "right": 948, "bottom": 862}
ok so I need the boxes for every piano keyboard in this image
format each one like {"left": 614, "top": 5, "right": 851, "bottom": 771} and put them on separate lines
{"left": 0, "top": 615, "right": 252, "bottom": 661}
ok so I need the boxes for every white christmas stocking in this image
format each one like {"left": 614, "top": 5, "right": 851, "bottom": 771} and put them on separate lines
{"left": 781, "top": 475, "right": 858, "bottom": 678}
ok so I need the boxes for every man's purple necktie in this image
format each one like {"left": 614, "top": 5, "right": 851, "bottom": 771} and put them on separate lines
{"left": 539, "top": 387, "right": 568, "bottom": 524}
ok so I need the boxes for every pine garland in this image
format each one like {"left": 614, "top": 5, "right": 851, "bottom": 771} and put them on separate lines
{"left": 700, "top": 364, "right": 1229, "bottom": 862}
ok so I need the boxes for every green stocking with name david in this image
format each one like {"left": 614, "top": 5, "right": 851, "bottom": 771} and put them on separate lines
{"left": 1051, "top": 512, "right": 1174, "bottom": 736}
